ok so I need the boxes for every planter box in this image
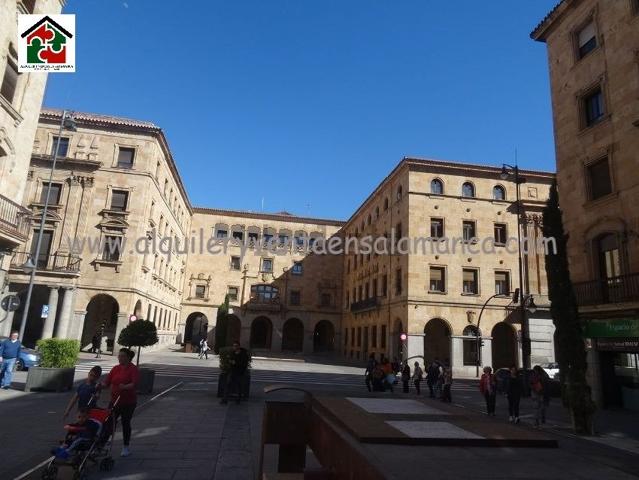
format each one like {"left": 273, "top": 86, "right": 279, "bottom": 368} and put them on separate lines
{"left": 217, "top": 371, "right": 251, "bottom": 398}
{"left": 25, "top": 367, "right": 75, "bottom": 392}
{"left": 137, "top": 368, "right": 155, "bottom": 394}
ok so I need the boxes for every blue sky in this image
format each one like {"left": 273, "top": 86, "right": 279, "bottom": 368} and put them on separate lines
{"left": 45, "top": 0, "right": 558, "bottom": 220}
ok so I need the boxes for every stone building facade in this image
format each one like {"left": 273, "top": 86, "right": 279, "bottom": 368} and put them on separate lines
{"left": 532, "top": 0, "right": 639, "bottom": 407}
{"left": 341, "top": 158, "right": 555, "bottom": 377}
{"left": 0, "top": 0, "right": 63, "bottom": 301}
{"left": 5, "top": 109, "right": 191, "bottom": 351}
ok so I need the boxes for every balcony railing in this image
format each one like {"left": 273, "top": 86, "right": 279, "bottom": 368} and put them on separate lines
{"left": 245, "top": 296, "right": 282, "bottom": 312}
{"left": 573, "top": 273, "right": 639, "bottom": 306}
{"left": 10, "top": 251, "right": 82, "bottom": 274}
{"left": 350, "top": 296, "right": 380, "bottom": 313}
{"left": 0, "top": 194, "right": 29, "bottom": 243}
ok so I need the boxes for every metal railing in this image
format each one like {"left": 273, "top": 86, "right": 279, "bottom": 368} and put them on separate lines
{"left": 10, "top": 251, "right": 82, "bottom": 273}
{"left": 350, "top": 296, "right": 379, "bottom": 313}
{"left": 0, "top": 194, "right": 29, "bottom": 242}
{"left": 573, "top": 273, "right": 639, "bottom": 306}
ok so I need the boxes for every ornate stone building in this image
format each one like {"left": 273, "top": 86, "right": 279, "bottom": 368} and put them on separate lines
{"left": 532, "top": 0, "right": 639, "bottom": 407}
{"left": 0, "top": 0, "right": 64, "bottom": 315}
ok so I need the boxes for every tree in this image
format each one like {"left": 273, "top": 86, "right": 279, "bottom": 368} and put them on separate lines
{"left": 118, "top": 319, "right": 159, "bottom": 366}
{"left": 542, "top": 180, "right": 596, "bottom": 434}
{"left": 214, "top": 295, "right": 230, "bottom": 354}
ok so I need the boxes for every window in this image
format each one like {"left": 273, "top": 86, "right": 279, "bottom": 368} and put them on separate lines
{"left": 463, "top": 269, "right": 479, "bottom": 294}
{"left": 351, "top": 328, "right": 355, "bottom": 347}
{"left": 382, "top": 274, "right": 388, "bottom": 296}
{"left": 290, "top": 290, "right": 301, "bottom": 306}
{"left": 263, "top": 233, "right": 274, "bottom": 245}
{"left": 364, "top": 283, "right": 369, "bottom": 299}
{"left": 39, "top": 182, "right": 62, "bottom": 204}
{"left": 494, "top": 223, "right": 507, "bottom": 245}
{"left": 462, "top": 182, "right": 475, "bottom": 198}
{"left": 462, "top": 220, "right": 476, "bottom": 242}
{"left": 584, "top": 87, "right": 605, "bottom": 127}
{"left": 21, "top": 0, "right": 36, "bottom": 13}
{"left": 1, "top": 57, "right": 19, "bottom": 103}
{"left": 429, "top": 267, "right": 446, "bottom": 293}
{"left": 587, "top": 157, "right": 612, "bottom": 200}
{"left": 110, "top": 190, "right": 128, "bottom": 211}
{"left": 344, "top": 329, "right": 348, "bottom": 346}
{"left": 381, "top": 325, "right": 387, "bottom": 349}
{"left": 357, "top": 327, "right": 362, "bottom": 347}
{"left": 462, "top": 325, "right": 479, "bottom": 366}
{"left": 321, "top": 293, "right": 332, "bottom": 306}
{"left": 292, "top": 261, "right": 303, "bottom": 275}
{"left": 251, "top": 284, "right": 279, "bottom": 301}
{"left": 278, "top": 234, "right": 289, "bottom": 246}
{"left": 372, "top": 325, "right": 378, "bottom": 348}
{"left": 227, "top": 286, "right": 238, "bottom": 302}
{"left": 31, "top": 229, "right": 53, "bottom": 268}
{"left": 372, "top": 278, "right": 378, "bottom": 297}
{"left": 117, "top": 147, "right": 135, "bottom": 168}
{"left": 51, "top": 136, "right": 69, "bottom": 157}
{"left": 396, "top": 185, "right": 403, "bottom": 202}
{"left": 261, "top": 258, "right": 273, "bottom": 273}
{"left": 493, "top": 185, "right": 506, "bottom": 200}
{"left": 248, "top": 232, "right": 259, "bottom": 245}
{"left": 102, "top": 236, "right": 122, "bottom": 262}
{"left": 633, "top": 0, "right": 639, "bottom": 15}
{"left": 430, "top": 218, "right": 444, "bottom": 239}
{"left": 431, "top": 179, "right": 443, "bottom": 195}
{"left": 395, "top": 268, "right": 402, "bottom": 295}
{"left": 195, "top": 285, "right": 206, "bottom": 298}
{"left": 230, "top": 256, "right": 241, "bottom": 270}
{"left": 384, "top": 197, "right": 389, "bottom": 210}
{"left": 495, "top": 271, "right": 510, "bottom": 295}
{"left": 576, "top": 21, "right": 597, "bottom": 59}
{"left": 294, "top": 235, "right": 305, "bottom": 248}
{"left": 232, "top": 230, "right": 244, "bottom": 241}
{"left": 345, "top": 290, "right": 350, "bottom": 308}
{"left": 597, "top": 233, "right": 621, "bottom": 279}
{"left": 216, "top": 228, "right": 228, "bottom": 239}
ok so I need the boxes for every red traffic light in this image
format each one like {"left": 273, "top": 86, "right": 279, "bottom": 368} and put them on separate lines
{"left": 400, "top": 333, "right": 408, "bottom": 341}
{"left": 129, "top": 314, "right": 137, "bottom": 322}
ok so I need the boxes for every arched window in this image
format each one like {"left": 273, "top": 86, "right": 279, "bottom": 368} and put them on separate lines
{"left": 375, "top": 206, "right": 380, "bottom": 219}
{"left": 367, "top": 214, "right": 371, "bottom": 225}
{"left": 384, "top": 197, "right": 389, "bottom": 210}
{"left": 493, "top": 185, "right": 506, "bottom": 200}
{"left": 462, "top": 182, "right": 475, "bottom": 198}
{"left": 462, "top": 325, "right": 480, "bottom": 366}
{"left": 431, "top": 179, "right": 443, "bottom": 195}
{"left": 396, "top": 185, "right": 403, "bottom": 202}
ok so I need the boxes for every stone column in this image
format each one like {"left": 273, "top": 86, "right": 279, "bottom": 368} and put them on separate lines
{"left": 41, "top": 287, "right": 59, "bottom": 339}
{"left": 55, "top": 287, "right": 76, "bottom": 338}
{"left": 71, "top": 310, "right": 87, "bottom": 343}
{"left": 115, "top": 312, "right": 130, "bottom": 350}
{"left": 271, "top": 327, "right": 283, "bottom": 353}
{"left": 480, "top": 337, "right": 493, "bottom": 369}
{"left": 407, "top": 333, "right": 424, "bottom": 362}
{"left": 450, "top": 336, "right": 464, "bottom": 377}
{"left": 0, "top": 310, "right": 15, "bottom": 337}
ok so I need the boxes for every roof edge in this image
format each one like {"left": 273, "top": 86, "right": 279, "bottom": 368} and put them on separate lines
{"left": 530, "top": 0, "right": 572, "bottom": 41}
{"left": 192, "top": 206, "right": 345, "bottom": 227}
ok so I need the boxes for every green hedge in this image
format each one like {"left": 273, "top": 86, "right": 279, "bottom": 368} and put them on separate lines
{"left": 36, "top": 339, "right": 80, "bottom": 368}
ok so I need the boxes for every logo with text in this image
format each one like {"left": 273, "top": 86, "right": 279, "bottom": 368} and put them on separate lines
{"left": 18, "top": 15, "right": 75, "bottom": 72}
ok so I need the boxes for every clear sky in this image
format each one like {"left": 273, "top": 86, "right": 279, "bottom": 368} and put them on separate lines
{"left": 44, "top": 0, "right": 559, "bottom": 220}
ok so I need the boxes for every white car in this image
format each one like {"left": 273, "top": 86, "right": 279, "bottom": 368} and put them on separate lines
{"left": 541, "top": 362, "right": 560, "bottom": 380}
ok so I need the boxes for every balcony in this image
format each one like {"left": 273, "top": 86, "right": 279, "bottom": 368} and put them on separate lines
{"left": 0, "top": 194, "right": 29, "bottom": 247}
{"left": 245, "top": 296, "right": 282, "bottom": 312}
{"left": 350, "top": 296, "right": 380, "bottom": 313}
{"left": 10, "top": 251, "right": 82, "bottom": 275}
{"left": 574, "top": 273, "right": 639, "bottom": 306}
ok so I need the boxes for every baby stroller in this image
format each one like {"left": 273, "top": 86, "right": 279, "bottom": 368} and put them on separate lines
{"left": 42, "top": 397, "right": 120, "bottom": 480}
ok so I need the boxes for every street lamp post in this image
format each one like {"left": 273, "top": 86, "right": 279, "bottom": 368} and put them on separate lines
{"left": 17, "top": 111, "right": 76, "bottom": 341}
{"left": 500, "top": 163, "right": 532, "bottom": 371}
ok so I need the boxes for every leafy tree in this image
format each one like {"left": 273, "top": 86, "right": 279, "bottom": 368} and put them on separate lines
{"left": 118, "top": 319, "right": 159, "bottom": 366}
{"left": 542, "top": 181, "right": 596, "bottom": 434}
{"left": 214, "top": 295, "right": 230, "bottom": 354}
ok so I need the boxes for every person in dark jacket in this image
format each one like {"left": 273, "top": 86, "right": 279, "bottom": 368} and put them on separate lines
{"left": 506, "top": 366, "right": 523, "bottom": 423}
{"left": 426, "top": 358, "right": 441, "bottom": 398}
{"left": 0, "top": 331, "right": 21, "bottom": 389}
{"left": 364, "top": 353, "right": 377, "bottom": 392}
{"left": 479, "top": 366, "right": 497, "bottom": 416}
{"left": 221, "top": 341, "right": 249, "bottom": 404}
{"left": 401, "top": 362, "right": 411, "bottom": 393}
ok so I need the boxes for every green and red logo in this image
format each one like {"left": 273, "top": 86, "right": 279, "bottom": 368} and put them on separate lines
{"left": 18, "top": 15, "right": 75, "bottom": 72}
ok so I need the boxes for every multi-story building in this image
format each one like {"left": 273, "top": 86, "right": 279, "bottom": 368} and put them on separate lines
{"left": 5, "top": 109, "right": 191, "bottom": 350}
{"left": 341, "top": 158, "right": 555, "bottom": 376}
{"left": 0, "top": 0, "right": 63, "bottom": 304}
{"left": 181, "top": 209, "right": 343, "bottom": 354}
{"left": 532, "top": 0, "right": 639, "bottom": 407}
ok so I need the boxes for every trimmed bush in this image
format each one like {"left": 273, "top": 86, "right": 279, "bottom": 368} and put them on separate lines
{"left": 118, "top": 319, "right": 159, "bottom": 365}
{"left": 218, "top": 346, "right": 252, "bottom": 373}
{"left": 36, "top": 339, "right": 80, "bottom": 368}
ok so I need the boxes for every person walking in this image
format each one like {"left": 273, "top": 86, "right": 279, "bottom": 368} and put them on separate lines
{"left": 441, "top": 363, "right": 453, "bottom": 403}
{"left": 380, "top": 357, "right": 395, "bottom": 392}
{"left": 63, "top": 366, "right": 102, "bottom": 420}
{"left": 412, "top": 361, "right": 423, "bottom": 395}
{"left": 91, "top": 331, "right": 102, "bottom": 358}
{"left": 506, "top": 366, "right": 523, "bottom": 424}
{"left": 198, "top": 339, "right": 210, "bottom": 360}
{"left": 401, "top": 362, "right": 411, "bottom": 393}
{"left": 479, "top": 366, "right": 497, "bottom": 416}
{"left": 426, "top": 358, "right": 440, "bottom": 398}
{"left": 530, "top": 365, "right": 547, "bottom": 427}
{"left": 102, "top": 348, "right": 139, "bottom": 457}
{"left": 364, "top": 353, "right": 377, "bottom": 392}
{"left": 0, "top": 331, "right": 21, "bottom": 390}
{"left": 221, "top": 341, "right": 249, "bottom": 404}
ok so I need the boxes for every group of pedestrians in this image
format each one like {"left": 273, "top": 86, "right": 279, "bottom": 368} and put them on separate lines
{"left": 479, "top": 364, "right": 551, "bottom": 428}
{"left": 364, "top": 354, "right": 452, "bottom": 402}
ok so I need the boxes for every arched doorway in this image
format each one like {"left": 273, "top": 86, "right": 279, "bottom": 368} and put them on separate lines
{"left": 282, "top": 318, "right": 304, "bottom": 352}
{"left": 250, "top": 316, "right": 273, "bottom": 349}
{"left": 82, "top": 294, "right": 119, "bottom": 353}
{"left": 184, "top": 312, "right": 208, "bottom": 347}
{"left": 423, "top": 318, "right": 451, "bottom": 364}
{"left": 313, "top": 320, "right": 335, "bottom": 352}
{"left": 225, "top": 314, "right": 242, "bottom": 346}
{"left": 492, "top": 322, "right": 517, "bottom": 369}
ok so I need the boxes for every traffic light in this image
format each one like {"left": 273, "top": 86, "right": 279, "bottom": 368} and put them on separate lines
{"left": 512, "top": 288, "right": 520, "bottom": 304}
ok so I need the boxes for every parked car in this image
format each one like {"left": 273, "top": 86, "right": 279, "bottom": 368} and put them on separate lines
{"left": 541, "top": 362, "right": 560, "bottom": 380}
{"left": 0, "top": 337, "right": 41, "bottom": 371}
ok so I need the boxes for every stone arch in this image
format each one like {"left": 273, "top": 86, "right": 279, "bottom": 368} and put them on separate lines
{"left": 282, "top": 318, "right": 304, "bottom": 352}
{"left": 313, "top": 320, "right": 335, "bottom": 352}
{"left": 491, "top": 322, "right": 517, "bottom": 369}
{"left": 250, "top": 316, "right": 273, "bottom": 349}
{"left": 184, "top": 312, "right": 208, "bottom": 346}
{"left": 423, "top": 317, "right": 451, "bottom": 364}
{"left": 82, "top": 294, "right": 119, "bottom": 353}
